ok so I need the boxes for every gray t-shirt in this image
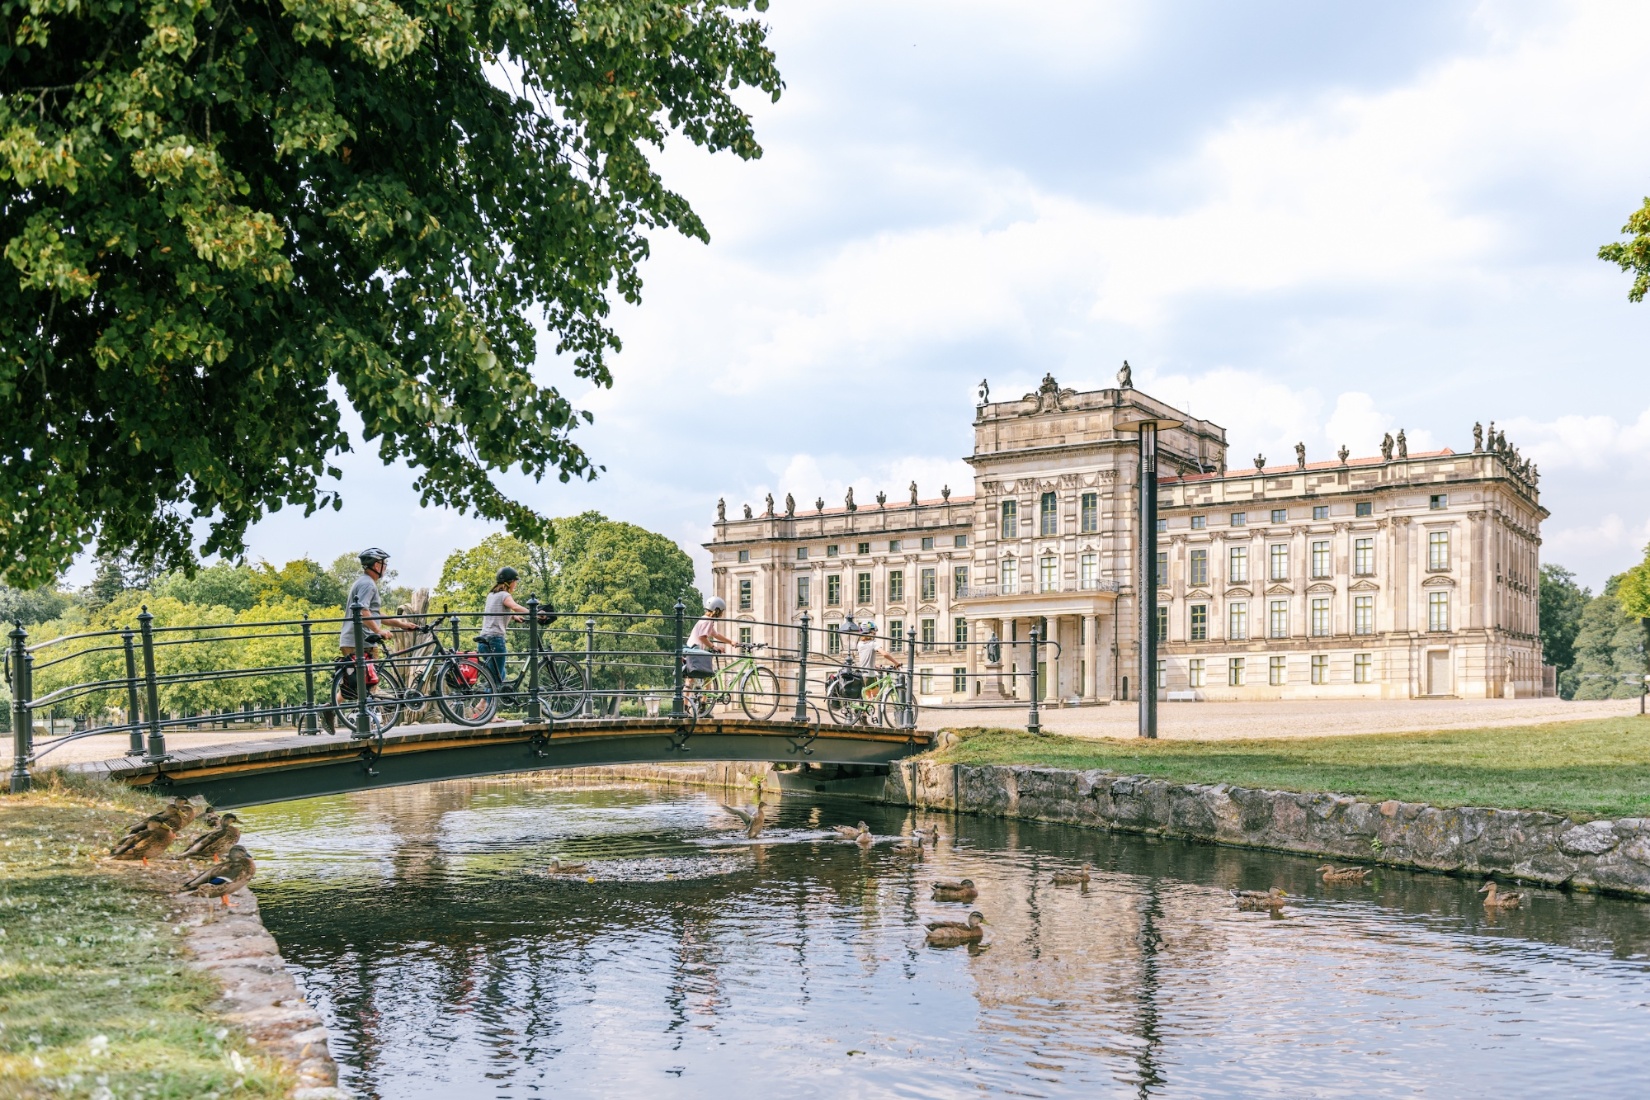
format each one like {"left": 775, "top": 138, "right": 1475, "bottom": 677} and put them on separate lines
{"left": 339, "top": 574, "right": 382, "bottom": 647}
{"left": 479, "top": 590, "right": 511, "bottom": 638}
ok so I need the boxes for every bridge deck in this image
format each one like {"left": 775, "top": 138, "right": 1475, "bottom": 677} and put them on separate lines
{"left": 69, "top": 716, "right": 930, "bottom": 808}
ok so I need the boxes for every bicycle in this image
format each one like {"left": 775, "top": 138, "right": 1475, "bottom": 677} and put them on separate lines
{"left": 322, "top": 615, "right": 501, "bottom": 735}
{"left": 823, "top": 658, "right": 912, "bottom": 728}
{"left": 489, "top": 627, "right": 590, "bottom": 721}
{"left": 684, "top": 643, "right": 782, "bottom": 720}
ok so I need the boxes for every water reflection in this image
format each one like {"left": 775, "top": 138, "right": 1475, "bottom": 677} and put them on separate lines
{"left": 244, "top": 779, "right": 1650, "bottom": 1099}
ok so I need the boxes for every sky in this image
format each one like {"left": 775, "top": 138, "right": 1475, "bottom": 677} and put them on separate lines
{"left": 111, "top": 1, "right": 1650, "bottom": 594}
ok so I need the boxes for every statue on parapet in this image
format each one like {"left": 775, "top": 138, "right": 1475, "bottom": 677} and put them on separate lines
{"left": 876, "top": 491, "right": 887, "bottom": 509}
{"left": 784, "top": 492, "right": 795, "bottom": 517}
{"left": 1338, "top": 444, "right": 1350, "bottom": 465}
{"left": 1117, "top": 360, "right": 1133, "bottom": 389}
{"left": 1396, "top": 429, "right": 1408, "bottom": 459}
{"left": 909, "top": 480, "right": 919, "bottom": 506}
{"left": 845, "top": 487, "right": 856, "bottom": 513}
{"left": 1295, "top": 442, "right": 1307, "bottom": 469}
{"left": 742, "top": 502, "right": 753, "bottom": 519}
{"left": 1473, "top": 422, "right": 1483, "bottom": 452}
{"left": 977, "top": 378, "right": 990, "bottom": 405}
{"left": 941, "top": 485, "right": 952, "bottom": 501}
{"left": 717, "top": 497, "right": 726, "bottom": 523}
{"left": 764, "top": 492, "right": 774, "bottom": 516}
{"left": 1380, "top": 432, "right": 1393, "bottom": 461}
{"left": 815, "top": 496, "right": 825, "bottom": 513}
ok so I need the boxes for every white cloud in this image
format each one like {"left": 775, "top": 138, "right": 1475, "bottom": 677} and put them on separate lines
{"left": 1506, "top": 407, "right": 1650, "bottom": 474}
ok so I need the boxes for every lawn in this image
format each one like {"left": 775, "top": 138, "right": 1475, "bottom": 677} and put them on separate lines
{"left": 0, "top": 774, "right": 293, "bottom": 1099}
{"left": 930, "top": 716, "right": 1650, "bottom": 820}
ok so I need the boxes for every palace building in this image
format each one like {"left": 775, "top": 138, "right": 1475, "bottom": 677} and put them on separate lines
{"left": 706, "top": 367, "right": 1547, "bottom": 704}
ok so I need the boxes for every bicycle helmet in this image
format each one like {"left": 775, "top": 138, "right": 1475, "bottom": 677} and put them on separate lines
{"left": 496, "top": 566, "right": 519, "bottom": 584}
{"left": 358, "top": 547, "right": 391, "bottom": 568}
{"left": 705, "top": 596, "right": 727, "bottom": 612}
{"left": 859, "top": 621, "right": 877, "bottom": 634}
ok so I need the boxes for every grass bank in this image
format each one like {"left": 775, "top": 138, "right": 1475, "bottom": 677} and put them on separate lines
{"left": 0, "top": 774, "right": 293, "bottom": 1099}
{"left": 930, "top": 716, "right": 1650, "bottom": 820}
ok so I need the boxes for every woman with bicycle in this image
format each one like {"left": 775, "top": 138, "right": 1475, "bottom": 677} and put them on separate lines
{"left": 477, "top": 566, "right": 535, "bottom": 686}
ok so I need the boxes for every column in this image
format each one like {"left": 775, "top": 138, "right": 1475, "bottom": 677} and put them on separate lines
{"left": 1045, "top": 615, "right": 1061, "bottom": 703}
{"left": 1083, "top": 611, "right": 1096, "bottom": 703}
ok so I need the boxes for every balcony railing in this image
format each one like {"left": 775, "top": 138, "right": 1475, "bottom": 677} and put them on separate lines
{"left": 955, "top": 578, "right": 1120, "bottom": 599}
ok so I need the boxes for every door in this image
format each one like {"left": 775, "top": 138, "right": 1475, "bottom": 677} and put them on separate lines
{"left": 1427, "top": 650, "right": 1452, "bottom": 696}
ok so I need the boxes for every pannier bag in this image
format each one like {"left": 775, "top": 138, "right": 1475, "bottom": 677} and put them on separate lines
{"left": 681, "top": 647, "right": 716, "bottom": 679}
{"left": 448, "top": 655, "right": 482, "bottom": 688}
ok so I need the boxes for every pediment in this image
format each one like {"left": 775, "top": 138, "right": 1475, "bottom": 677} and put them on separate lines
{"left": 1265, "top": 584, "right": 1294, "bottom": 596}
{"left": 917, "top": 604, "right": 939, "bottom": 615}
{"left": 1421, "top": 575, "right": 1456, "bottom": 588}
{"left": 1185, "top": 588, "right": 1211, "bottom": 600}
{"left": 1306, "top": 582, "right": 1336, "bottom": 595}
{"left": 1350, "top": 579, "right": 1380, "bottom": 592}
{"left": 1224, "top": 587, "right": 1253, "bottom": 599}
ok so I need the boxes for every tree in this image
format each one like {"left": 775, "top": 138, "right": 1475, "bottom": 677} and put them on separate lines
{"left": 83, "top": 548, "right": 159, "bottom": 610}
{"left": 152, "top": 562, "right": 260, "bottom": 612}
{"left": 0, "top": 0, "right": 783, "bottom": 589}
{"left": 1565, "top": 576, "right": 1647, "bottom": 700}
{"left": 0, "top": 583, "right": 72, "bottom": 626}
{"left": 1601, "top": 200, "right": 1650, "bottom": 301}
{"left": 252, "top": 558, "right": 347, "bottom": 609}
{"left": 1538, "top": 563, "right": 1590, "bottom": 686}
{"left": 1619, "top": 544, "right": 1650, "bottom": 619}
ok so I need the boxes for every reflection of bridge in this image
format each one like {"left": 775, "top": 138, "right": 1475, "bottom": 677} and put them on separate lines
{"left": 69, "top": 717, "right": 931, "bottom": 809}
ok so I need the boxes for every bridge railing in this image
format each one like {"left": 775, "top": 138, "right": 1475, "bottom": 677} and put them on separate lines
{"left": 5, "top": 599, "right": 1060, "bottom": 794}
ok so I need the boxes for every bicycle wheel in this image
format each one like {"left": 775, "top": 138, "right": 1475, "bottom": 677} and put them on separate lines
{"left": 537, "top": 654, "right": 589, "bottom": 720}
{"left": 880, "top": 681, "right": 914, "bottom": 729}
{"left": 739, "top": 666, "right": 781, "bottom": 721}
{"left": 436, "top": 656, "right": 500, "bottom": 726}
{"left": 824, "top": 679, "right": 858, "bottom": 726}
{"left": 328, "top": 659, "right": 404, "bottom": 736}
{"left": 687, "top": 688, "right": 717, "bottom": 718}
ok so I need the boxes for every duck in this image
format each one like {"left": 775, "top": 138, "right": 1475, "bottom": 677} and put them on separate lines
{"left": 180, "top": 813, "right": 242, "bottom": 861}
{"left": 1231, "top": 887, "right": 1287, "bottom": 911}
{"left": 926, "top": 911, "right": 987, "bottom": 946}
{"left": 832, "top": 821, "right": 871, "bottom": 841}
{"left": 124, "top": 796, "right": 196, "bottom": 837}
{"left": 1480, "top": 881, "right": 1522, "bottom": 909}
{"left": 721, "top": 801, "right": 767, "bottom": 839}
{"left": 1052, "top": 864, "right": 1092, "bottom": 886}
{"left": 178, "top": 846, "right": 256, "bottom": 908}
{"left": 931, "top": 878, "right": 978, "bottom": 903}
{"left": 890, "top": 836, "right": 925, "bottom": 858}
{"left": 547, "top": 859, "right": 589, "bottom": 875}
{"left": 1317, "top": 864, "right": 1372, "bottom": 885}
{"left": 110, "top": 821, "right": 175, "bottom": 864}
{"left": 912, "top": 824, "right": 942, "bottom": 847}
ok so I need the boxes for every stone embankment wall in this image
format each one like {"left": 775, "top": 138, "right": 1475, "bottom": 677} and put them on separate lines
{"left": 884, "top": 761, "right": 1650, "bottom": 899}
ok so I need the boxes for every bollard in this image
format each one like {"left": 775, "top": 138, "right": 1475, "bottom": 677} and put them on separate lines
{"left": 8, "top": 621, "right": 30, "bottom": 793}
{"left": 584, "top": 618, "right": 595, "bottom": 718}
{"left": 122, "top": 629, "right": 143, "bottom": 755}
{"left": 301, "top": 615, "right": 317, "bottom": 734}
{"left": 906, "top": 626, "right": 919, "bottom": 729}
{"left": 672, "top": 599, "right": 686, "bottom": 717}
{"left": 139, "top": 607, "right": 169, "bottom": 761}
{"left": 794, "top": 612, "right": 811, "bottom": 723}
{"left": 526, "top": 596, "right": 543, "bottom": 721}
{"left": 1028, "top": 627, "right": 1042, "bottom": 736}
{"left": 351, "top": 598, "right": 370, "bottom": 738}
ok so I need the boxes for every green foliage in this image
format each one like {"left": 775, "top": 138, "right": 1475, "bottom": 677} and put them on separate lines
{"left": 0, "top": 0, "right": 783, "bottom": 588}
{"left": 1601, "top": 197, "right": 1650, "bottom": 301}
{"left": 1619, "top": 544, "right": 1650, "bottom": 619}
{"left": 152, "top": 561, "right": 260, "bottom": 612}
{"left": 1538, "top": 563, "right": 1590, "bottom": 690}
{"left": 1564, "top": 575, "right": 1648, "bottom": 701}
{"left": 252, "top": 557, "right": 346, "bottom": 609}
{"left": 0, "top": 581, "right": 71, "bottom": 625}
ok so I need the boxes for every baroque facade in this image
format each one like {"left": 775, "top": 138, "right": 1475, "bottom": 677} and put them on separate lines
{"left": 706, "top": 369, "right": 1547, "bottom": 703}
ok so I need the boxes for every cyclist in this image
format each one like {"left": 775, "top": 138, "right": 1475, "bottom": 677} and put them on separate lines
{"left": 684, "top": 596, "right": 735, "bottom": 708}
{"left": 337, "top": 548, "right": 421, "bottom": 710}
{"left": 854, "top": 621, "right": 901, "bottom": 701}
{"left": 476, "top": 566, "right": 541, "bottom": 687}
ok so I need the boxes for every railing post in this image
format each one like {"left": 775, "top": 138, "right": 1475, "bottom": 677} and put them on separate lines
{"left": 138, "top": 606, "right": 169, "bottom": 762}
{"left": 583, "top": 618, "right": 595, "bottom": 717}
{"left": 672, "top": 599, "right": 686, "bottom": 718}
{"left": 449, "top": 605, "right": 459, "bottom": 653}
{"left": 794, "top": 612, "right": 811, "bottom": 722}
{"left": 526, "top": 596, "right": 543, "bottom": 721}
{"left": 1028, "top": 626, "right": 1042, "bottom": 736}
{"left": 301, "top": 615, "right": 317, "bottom": 734}
{"left": 351, "top": 597, "right": 370, "bottom": 738}
{"left": 122, "top": 628, "right": 143, "bottom": 755}
{"left": 9, "top": 621, "right": 31, "bottom": 793}
{"left": 906, "top": 626, "right": 919, "bottom": 730}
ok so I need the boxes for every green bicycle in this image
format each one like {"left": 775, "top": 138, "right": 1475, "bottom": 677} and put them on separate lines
{"left": 685, "top": 643, "right": 782, "bottom": 720}
{"left": 823, "top": 660, "right": 913, "bottom": 728}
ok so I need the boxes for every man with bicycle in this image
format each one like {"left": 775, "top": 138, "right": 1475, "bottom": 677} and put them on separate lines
{"left": 854, "top": 621, "right": 902, "bottom": 701}
{"left": 339, "top": 547, "right": 421, "bottom": 676}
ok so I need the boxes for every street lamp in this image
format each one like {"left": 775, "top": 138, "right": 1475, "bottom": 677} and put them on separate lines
{"left": 1116, "top": 413, "right": 1183, "bottom": 740}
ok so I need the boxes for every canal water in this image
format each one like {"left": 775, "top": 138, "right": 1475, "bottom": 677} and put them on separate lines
{"left": 244, "top": 778, "right": 1650, "bottom": 1099}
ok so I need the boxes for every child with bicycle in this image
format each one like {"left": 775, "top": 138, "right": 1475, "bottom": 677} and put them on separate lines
{"left": 854, "top": 621, "right": 901, "bottom": 701}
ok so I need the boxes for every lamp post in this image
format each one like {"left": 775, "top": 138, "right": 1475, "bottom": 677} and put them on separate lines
{"left": 1117, "top": 412, "right": 1183, "bottom": 740}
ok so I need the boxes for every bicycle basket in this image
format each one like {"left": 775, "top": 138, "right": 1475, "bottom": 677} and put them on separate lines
{"left": 681, "top": 648, "right": 716, "bottom": 678}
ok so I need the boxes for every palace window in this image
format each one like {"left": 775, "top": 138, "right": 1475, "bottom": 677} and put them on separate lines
{"left": 1040, "top": 492, "right": 1058, "bottom": 536}
{"left": 1430, "top": 494, "right": 1448, "bottom": 510}
{"left": 921, "top": 618, "right": 937, "bottom": 652}
{"left": 889, "top": 619, "right": 904, "bottom": 650}
{"left": 1228, "top": 601, "right": 1248, "bottom": 640}
{"left": 954, "top": 566, "right": 969, "bottom": 598}
{"left": 1228, "top": 657, "right": 1245, "bottom": 687}
{"left": 1231, "top": 512, "right": 1247, "bottom": 527}
{"left": 796, "top": 577, "right": 811, "bottom": 608}
{"left": 739, "top": 580, "right": 752, "bottom": 611}
{"left": 921, "top": 536, "right": 935, "bottom": 551}
{"left": 1189, "top": 603, "right": 1209, "bottom": 641}
{"left": 1157, "top": 518, "right": 1168, "bottom": 532}
{"left": 826, "top": 574, "right": 842, "bottom": 606}
{"left": 954, "top": 534, "right": 969, "bottom": 548}
{"left": 887, "top": 570, "right": 904, "bottom": 603}
{"left": 1189, "top": 658, "right": 1206, "bottom": 688}
{"left": 1189, "top": 548, "right": 1209, "bottom": 587}
{"left": 1310, "top": 597, "right": 1330, "bottom": 637}
{"left": 1311, "top": 540, "right": 1331, "bottom": 579}
{"left": 1313, "top": 505, "right": 1329, "bottom": 521}
{"left": 1080, "top": 553, "right": 1098, "bottom": 589}
{"left": 737, "top": 550, "right": 750, "bottom": 563}
{"left": 827, "top": 544, "right": 840, "bottom": 557}
{"left": 856, "top": 572, "right": 872, "bottom": 604}
{"left": 797, "top": 547, "right": 809, "bottom": 560}
{"left": 1356, "top": 501, "right": 1373, "bottom": 518}
{"left": 1001, "top": 500, "right": 1018, "bottom": 540}
{"left": 888, "top": 540, "right": 901, "bottom": 553}
{"left": 1081, "top": 492, "right": 1099, "bottom": 532}
{"left": 954, "top": 617, "right": 969, "bottom": 648}
{"left": 921, "top": 568, "right": 938, "bottom": 602}
{"left": 1191, "top": 515, "right": 1207, "bottom": 530}
{"left": 1156, "top": 550, "right": 1168, "bottom": 583}
{"left": 1354, "top": 537, "right": 1374, "bottom": 575}
{"left": 920, "top": 669, "right": 934, "bottom": 694}
{"left": 1428, "top": 591, "right": 1450, "bottom": 632}
{"left": 953, "top": 667, "right": 968, "bottom": 694}
{"left": 1039, "top": 553, "right": 1058, "bottom": 593}
{"left": 1269, "top": 655, "right": 1287, "bottom": 686}
{"left": 1354, "top": 653, "right": 1372, "bottom": 683}
{"left": 1354, "top": 595, "right": 1374, "bottom": 636}
{"left": 1229, "top": 546, "right": 1249, "bottom": 584}
{"left": 739, "top": 626, "right": 752, "bottom": 646}
{"left": 827, "top": 624, "right": 842, "bottom": 654}
{"left": 1311, "top": 654, "right": 1328, "bottom": 685}
{"left": 1155, "top": 659, "right": 1165, "bottom": 691}
{"left": 1269, "top": 600, "right": 1289, "bottom": 638}
{"left": 1270, "top": 544, "right": 1289, "bottom": 581}
{"left": 1156, "top": 605, "right": 1168, "bottom": 643}
{"left": 1001, "top": 559, "right": 1019, "bottom": 594}
{"left": 1428, "top": 531, "right": 1451, "bottom": 571}
{"left": 1271, "top": 508, "right": 1287, "bottom": 524}
{"left": 856, "top": 542, "right": 870, "bottom": 555}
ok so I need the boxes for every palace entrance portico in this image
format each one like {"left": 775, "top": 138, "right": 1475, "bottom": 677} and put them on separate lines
{"left": 961, "top": 583, "right": 1121, "bottom": 703}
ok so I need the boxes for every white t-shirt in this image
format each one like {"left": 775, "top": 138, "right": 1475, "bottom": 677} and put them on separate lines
{"left": 855, "top": 638, "right": 880, "bottom": 670}
{"left": 688, "top": 616, "right": 722, "bottom": 649}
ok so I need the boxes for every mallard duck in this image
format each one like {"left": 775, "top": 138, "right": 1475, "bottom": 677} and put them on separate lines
{"left": 200, "top": 809, "right": 221, "bottom": 829}
{"left": 110, "top": 822, "right": 175, "bottom": 864}
{"left": 832, "top": 821, "right": 870, "bottom": 841}
{"left": 123, "top": 796, "right": 196, "bottom": 837}
{"left": 547, "top": 859, "right": 589, "bottom": 874}
{"left": 926, "top": 911, "right": 987, "bottom": 946}
{"left": 890, "top": 836, "right": 925, "bottom": 858}
{"left": 180, "top": 813, "right": 241, "bottom": 860}
{"left": 931, "top": 878, "right": 977, "bottom": 902}
{"left": 1052, "top": 863, "right": 1092, "bottom": 886}
{"left": 721, "top": 801, "right": 767, "bottom": 839}
{"left": 1480, "top": 881, "right": 1522, "bottom": 909}
{"left": 178, "top": 846, "right": 256, "bottom": 907}
{"left": 1231, "top": 887, "right": 1287, "bottom": 911}
{"left": 912, "top": 824, "right": 942, "bottom": 847}
{"left": 1317, "top": 864, "right": 1371, "bottom": 885}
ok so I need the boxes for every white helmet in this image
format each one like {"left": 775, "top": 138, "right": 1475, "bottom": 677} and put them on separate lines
{"left": 706, "top": 596, "right": 727, "bottom": 612}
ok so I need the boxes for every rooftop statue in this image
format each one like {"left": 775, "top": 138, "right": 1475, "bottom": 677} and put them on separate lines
{"left": 1380, "top": 433, "right": 1393, "bottom": 461}
{"left": 1473, "top": 422, "right": 1483, "bottom": 452}
{"left": 845, "top": 487, "right": 856, "bottom": 513}
{"left": 717, "top": 497, "right": 726, "bottom": 523}
{"left": 1254, "top": 453, "right": 1266, "bottom": 470}
{"left": 1117, "top": 360, "right": 1133, "bottom": 389}
{"left": 764, "top": 492, "right": 774, "bottom": 516}
{"left": 1396, "top": 429, "right": 1408, "bottom": 459}
{"left": 1295, "top": 442, "right": 1306, "bottom": 469}
{"left": 977, "top": 378, "right": 990, "bottom": 405}
{"left": 784, "top": 493, "right": 795, "bottom": 517}
{"left": 742, "top": 503, "right": 752, "bottom": 519}
{"left": 1338, "top": 444, "right": 1350, "bottom": 465}
{"left": 909, "top": 480, "right": 919, "bottom": 506}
